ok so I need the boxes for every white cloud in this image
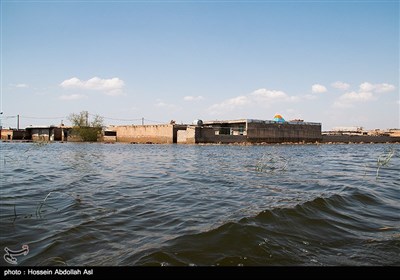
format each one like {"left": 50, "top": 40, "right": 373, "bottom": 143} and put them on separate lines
{"left": 59, "top": 94, "right": 87, "bottom": 101}
{"left": 333, "top": 101, "right": 354, "bottom": 109}
{"left": 359, "top": 82, "right": 374, "bottom": 92}
{"left": 252, "top": 89, "right": 300, "bottom": 102}
{"left": 333, "top": 81, "right": 396, "bottom": 109}
{"left": 15, "top": 83, "right": 29, "bottom": 88}
{"left": 304, "top": 94, "right": 317, "bottom": 100}
{"left": 311, "top": 84, "right": 327, "bottom": 94}
{"left": 105, "top": 89, "right": 125, "bottom": 97}
{"left": 339, "top": 91, "right": 375, "bottom": 102}
{"left": 251, "top": 89, "right": 287, "bottom": 99}
{"left": 60, "top": 76, "right": 125, "bottom": 96}
{"left": 379, "top": 84, "right": 397, "bottom": 93}
{"left": 184, "top": 95, "right": 204, "bottom": 101}
{"left": 155, "top": 101, "right": 168, "bottom": 107}
{"left": 331, "top": 81, "right": 350, "bottom": 91}
{"left": 208, "top": 88, "right": 299, "bottom": 115}
{"left": 208, "top": 96, "right": 249, "bottom": 114}
{"left": 208, "top": 95, "right": 250, "bottom": 113}
{"left": 227, "top": 95, "right": 250, "bottom": 106}
{"left": 60, "top": 77, "right": 82, "bottom": 88}
{"left": 359, "top": 82, "right": 395, "bottom": 93}
{"left": 155, "top": 99, "right": 178, "bottom": 109}
{"left": 333, "top": 91, "right": 376, "bottom": 108}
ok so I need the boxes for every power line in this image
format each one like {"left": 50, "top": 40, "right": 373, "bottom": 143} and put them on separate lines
{"left": 87, "top": 113, "right": 142, "bottom": 122}
{"left": 144, "top": 119, "right": 165, "bottom": 124}
{"left": 20, "top": 115, "right": 67, "bottom": 120}
{"left": 87, "top": 113, "right": 165, "bottom": 123}
{"left": 1, "top": 114, "right": 167, "bottom": 126}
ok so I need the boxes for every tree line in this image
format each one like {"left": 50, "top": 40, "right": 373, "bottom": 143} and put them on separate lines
{"left": 68, "top": 111, "right": 104, "bottom": 142}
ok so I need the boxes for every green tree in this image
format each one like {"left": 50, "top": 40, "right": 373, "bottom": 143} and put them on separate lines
{"left": 68, "top": 111, "right": 104, "bottom": 142}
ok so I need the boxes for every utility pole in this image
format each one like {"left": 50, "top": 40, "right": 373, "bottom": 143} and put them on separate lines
{"left": 142, "top": 117, "right": 144, "bottom": 125}
{"left": 17, "top": 114, "right": 20, "bottom": 130}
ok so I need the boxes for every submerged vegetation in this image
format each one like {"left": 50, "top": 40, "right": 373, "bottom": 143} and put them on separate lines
{"left": 36, "top": 191, "right": 81, "bottom": 218}
{"left": 376, "top": 147, "right": 395, "bottom": 179}
{"left": 255, "top": 152, "right": 289, "bottom": 173}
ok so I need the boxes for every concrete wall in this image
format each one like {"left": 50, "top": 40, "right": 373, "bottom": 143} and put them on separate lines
{"left": 214, "top": 134, "right": 247, "bottom": 143}
{"left": 181, "top": 126, "right": 246, "bottom": 144}
{"left": 173, "top": 125, "right": 188, "bottom": 143}
{"left": 177, "top": 130, "right": 188, "bottom": 144}
{"left": 178, "top": 126, "right": 216, "bottom": 144}
{"left": 247, "top": 122, "right": 322, "bottom": 143}
{"left": 193, "top": 126, "right": 216, "bottom": 143}
{"left": 1, "top": 128, "right": 68, "bottom": 141}
{"left": 24, "top": 127, "right": 70, "bottom": 142}
{"left": 113, "top": 125, "right": 175, "bottom": 144}
{"left": 103, "top": 135, "right": 117, "bottom": 143}
{"left": 12, "top": 130, "right": 30, "bottom": 140}
{"left": 53, "top": 127, "right": 64, "bottom": 141}
{"left": 202, "top": 120, "right": 321, "bottom": 143}
{"left": 108, "top": 122, "right": 322, "bottom": 144}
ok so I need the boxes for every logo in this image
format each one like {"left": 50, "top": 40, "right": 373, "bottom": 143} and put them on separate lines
{"left": 4, "top": 245, "right": 29, "bottom": 265}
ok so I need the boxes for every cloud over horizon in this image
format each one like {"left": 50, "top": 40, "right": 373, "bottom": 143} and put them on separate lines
{"left": 208, "top": 88, "right": 298, "bottom": 115}
{"left": 59, "top": 94, "right": 88, "bottom": 101}
{"left": 333, "top": 82, "right": 395, "bottom": 108}
{"left": 60, "top": 76, "right": 125, "bottom": 96}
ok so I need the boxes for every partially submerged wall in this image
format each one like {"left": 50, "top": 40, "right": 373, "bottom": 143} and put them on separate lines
{"left": 322, "top": 135, "right": 400, "bottom": 143}
{"left": 112, "top": 125, "right": 174, "bottom": 144}
{"left": 30, "top": 128, "right": 50, "bottom": 141}
{"left": 214, "top": 134, "right": 247, "bottom": 143}
{"left": 247, "top": 122, "right": 322, "bottom": 143}
{"left": 179, "top": 123, "right": 321, "bottom": 144}
{"left": 108, "top": 121, "right": 322, "bottom": 144}
{"left": 0, "top": 129, "right": 13, "bottom": 140}
{"left": 178, "top": 126, "right": 216, "bottom": 144}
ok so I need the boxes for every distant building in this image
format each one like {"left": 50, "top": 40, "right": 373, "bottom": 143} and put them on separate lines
{"left": 107, "top": 118, "right": 322, "bottom": 144}
{"left": 388, "top": 129, "right": 400, "bottom": 137}
{"left": 192, "top": 119, "right": 322, "bottom": 144}
{"left": 0, "top": 129, "right": 30, "bottom": 141}
{"left": 0, "top": 129, "right": 13, "bottom": 141}
{"left": 25, "top": 125, "right": 71, "bottom": 141}
{"left": 332, "top": 126, "right": 363, "bottom": 132}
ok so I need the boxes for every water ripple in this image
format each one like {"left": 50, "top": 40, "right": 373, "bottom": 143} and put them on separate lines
{"left": 1, "top": 142, "right": 399, "bottom": 266}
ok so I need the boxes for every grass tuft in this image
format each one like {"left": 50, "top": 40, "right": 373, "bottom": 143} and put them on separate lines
{"left": 256, "top": 152, "right": 288, "bottom": 173}
{"left": 376, "top": 147, "right": 395, "bottom": 180}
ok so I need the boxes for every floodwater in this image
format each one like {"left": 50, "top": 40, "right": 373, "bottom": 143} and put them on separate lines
{"left": 0, "top": 142, "right": 399, "bottom": 266}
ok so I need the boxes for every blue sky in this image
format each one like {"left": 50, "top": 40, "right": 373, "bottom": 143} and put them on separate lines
{"left": 1, "top": 0, "right": 399, "bottom": 130}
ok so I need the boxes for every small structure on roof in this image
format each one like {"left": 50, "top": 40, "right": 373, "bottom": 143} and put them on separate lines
{"left": 273, "top": 114, "right": 285, "bottom": 123}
